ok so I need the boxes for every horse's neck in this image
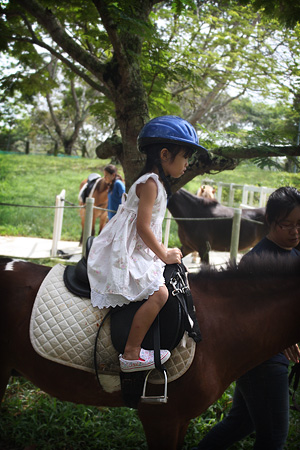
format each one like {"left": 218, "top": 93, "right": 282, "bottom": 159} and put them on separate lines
{"left": 191, "top": 274, "right": 300, "bottom": 381}
{"left": 168, "top": 192, "right": 204, "bottom": 217}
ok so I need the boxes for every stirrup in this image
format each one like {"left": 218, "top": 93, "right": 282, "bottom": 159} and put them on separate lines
{"left": 140, "top": 369, "right": 168, "bottom": 404}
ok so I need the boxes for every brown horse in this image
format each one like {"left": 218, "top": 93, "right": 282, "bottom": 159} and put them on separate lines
{"left": 192, "top": 185, "right": 216, "bottom": 263}
{"left": 79, "top": 176, "right": 109, "bottom": 243}
{"left": 168, "top": 188, "right": 268, "bottom": 263}
{"left": 1, "top": 255, "right": 300, "bottom": 449}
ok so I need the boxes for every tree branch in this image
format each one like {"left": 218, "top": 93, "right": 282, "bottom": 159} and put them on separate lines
{"left": 95, "top": 134, "right": 123, "bottom": 160}
{"left": 46, "top": 92, "right": 62, "bottom": 139}
{"left": 211, "top": 145, "right": 300, "bottom": 159}
{"left": 14, "top": 0, "right": 108, "bottom": 86}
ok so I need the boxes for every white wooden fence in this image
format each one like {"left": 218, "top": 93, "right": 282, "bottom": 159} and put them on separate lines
{"left": 202, "top": 179, "right": 275, "bottom": 208}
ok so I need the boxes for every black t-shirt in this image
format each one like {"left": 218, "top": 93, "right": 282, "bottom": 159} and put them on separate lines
{"left": 241, "top": 236, "right": 300, "bottom": 366}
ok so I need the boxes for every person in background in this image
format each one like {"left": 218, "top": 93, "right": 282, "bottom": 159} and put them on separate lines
{"left": 103, "top": 164, "right": 125, "bottom": 220}
{"left": 191, "top": 186, "right": 300, "bottom": 450}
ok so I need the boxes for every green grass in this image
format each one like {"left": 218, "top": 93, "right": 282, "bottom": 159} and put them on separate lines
{"left": 1, "top": 377, "right": 300, "bottom": 449}
{"left": 0, "top": 154, "right": 111, "bottom": 241}
{"left": 0, "top": 378, "right": 146, "bottom": 450}
{"left": 1, "top": 154, "right": 300, "bottom": 248}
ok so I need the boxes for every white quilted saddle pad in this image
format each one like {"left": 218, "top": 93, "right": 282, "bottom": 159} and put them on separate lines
{"left": 30, "top": 264, "right": 196, "bottom": 385}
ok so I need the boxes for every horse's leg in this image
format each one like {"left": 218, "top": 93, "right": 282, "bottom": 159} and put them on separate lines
{"left": 181, "top": 244, "right": 194, "bottom": 257}
{"left": 192, "top": 251, "right": 199, "bottom": 263}
{"left": 177, "top": 228, "right": 195, "bottom": 259}
{"left": 139, "top": 409, "right": 190, "bottom": 450}
{"left": 199, "top": 241, "right": 211, "bottom": 264}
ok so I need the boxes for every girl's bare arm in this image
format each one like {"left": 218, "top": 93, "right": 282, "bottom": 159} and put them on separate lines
{"left": 136, "top": 178, "right": 182, "bottom": 264}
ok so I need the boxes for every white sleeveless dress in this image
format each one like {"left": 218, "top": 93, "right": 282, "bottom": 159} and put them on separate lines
{"left": 88, "top": 172, "right": 167, "bottom": 309}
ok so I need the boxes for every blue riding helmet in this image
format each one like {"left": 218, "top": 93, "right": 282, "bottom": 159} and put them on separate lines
{"left": 138, "top": 115, "right": 207, "bottom": 155}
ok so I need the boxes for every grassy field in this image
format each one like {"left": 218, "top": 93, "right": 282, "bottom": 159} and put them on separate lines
{"left": 1, "top": 153, "right": 300, "bottom": 449}
{"left": 0, "top": 154, "right": 112, "bottom": 242}
{"left": 1, "top": 153, "right": 300, "bottom": 246}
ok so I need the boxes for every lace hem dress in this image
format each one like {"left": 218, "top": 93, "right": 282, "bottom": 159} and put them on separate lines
{"left": 87, "top": 172, "right": 167, "bottom": 309}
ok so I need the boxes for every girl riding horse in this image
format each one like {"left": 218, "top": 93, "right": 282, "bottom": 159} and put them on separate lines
{"left": 87, "top": 115, "right": 207, "bottom": 372}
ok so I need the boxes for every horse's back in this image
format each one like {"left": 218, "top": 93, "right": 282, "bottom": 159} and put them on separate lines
{"left": 168, "top": 189, "right": 267, "bottom": 257}
{"left": 0, "top": 259, "right": 50, "bottom": 310}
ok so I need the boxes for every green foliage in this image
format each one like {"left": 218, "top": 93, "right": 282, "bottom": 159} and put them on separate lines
{"left": 2, "top": 0, "right": 300, "bottom": 136}
{"left": 234, "top": 0, "right": 300, "bottom": 28}
{"left": 0, "top": 378, "right": 147, "bottom": 450}
{"left": 1, "top": 376, "right": 300, "bottom": 449}
{"left": 224, "top": 99, "right": 300, "bottom": 146}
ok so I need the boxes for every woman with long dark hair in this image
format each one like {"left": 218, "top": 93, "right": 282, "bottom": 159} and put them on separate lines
{"left": 103, "top": 164, "right": 125, "bottom": 220}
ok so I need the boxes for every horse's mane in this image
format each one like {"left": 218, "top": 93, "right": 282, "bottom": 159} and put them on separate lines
{"left": 189, "top": 253, "right": 300, "bottom": 283}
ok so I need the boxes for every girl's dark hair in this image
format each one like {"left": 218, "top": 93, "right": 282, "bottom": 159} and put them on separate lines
{"left": 137, "top": 143, "right": 193, "bottom": 198}
{"left": 266, "top": 186, "right": 300, "bottom": 226}
{"left": 104, "top": 164, "right": 123, "bottom": 193}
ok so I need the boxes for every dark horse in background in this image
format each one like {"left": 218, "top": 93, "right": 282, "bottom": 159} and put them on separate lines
{"left": 78, "top": 174, "right": 108, "bottom": 244}
{"left": 168, "top": 188, "right": 268, "bottom": 263}
{"left": 1, "top": 255, "right": 300, "bottom": 449}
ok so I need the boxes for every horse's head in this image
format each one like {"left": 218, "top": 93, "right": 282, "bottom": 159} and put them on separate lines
{"left": 197, "top": 185, "right": 216, "bottom": 200}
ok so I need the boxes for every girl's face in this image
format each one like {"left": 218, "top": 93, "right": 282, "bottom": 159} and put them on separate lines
{"left": 268, "top": 205, "right": 300, "bottom": 249}
{"left": 104, "top": 170, "right": 115, "bottom": 185}
{"left": 161, "top": 149, "right": 189, "bottom": 179}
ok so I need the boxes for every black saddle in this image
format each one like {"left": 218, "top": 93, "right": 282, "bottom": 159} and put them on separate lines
{"left": 81, "top": 173, "right": 101, "bottom": 203}
{"left": 64, "top": 237, "right": 94, "bottom": 298}
{"left": 110, "top": 262, "right": 202, "bottom": 354}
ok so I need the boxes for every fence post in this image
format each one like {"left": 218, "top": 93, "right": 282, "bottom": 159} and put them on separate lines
{"left": 229, "top": 183, "right": 235, "bottom": 207}
{"left": 230, "top": 208, "right": 242, "bottom": 263}
{"left": 216, "top": 182, "right": 222, "bottom": 203}
{"left": 51, "top": 189, "right": 65, "bottom": 257}
{"left": 242, "top": 185, "right": 248, "bottom": 206}
{"left": 82, "top": 197, "right": 94, "bottom": 257}
{"left": 164, "top": 210, "right": 172, "bottom": 247}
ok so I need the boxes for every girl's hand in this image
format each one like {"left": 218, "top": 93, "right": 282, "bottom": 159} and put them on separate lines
{"left": 163, "top": 247, "right": 183, "bottom": 265}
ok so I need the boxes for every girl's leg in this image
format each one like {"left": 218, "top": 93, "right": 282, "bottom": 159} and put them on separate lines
{"left": 122, "top": 285, "right": 169, "bottom": 361}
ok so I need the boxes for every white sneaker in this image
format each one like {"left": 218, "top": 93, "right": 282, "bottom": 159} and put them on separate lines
{"left": 119, "top": 348, "right": 171, "bottom": 372}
